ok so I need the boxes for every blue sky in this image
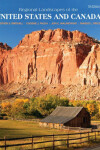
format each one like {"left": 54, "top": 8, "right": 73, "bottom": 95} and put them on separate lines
{"left": 0, "top": 0, "right": 100, "bottom": 48}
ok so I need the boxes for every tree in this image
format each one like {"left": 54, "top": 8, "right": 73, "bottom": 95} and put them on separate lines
{"left": 11, "top": 99, "right": 29, "bottom": 118}
{"left": 87, "top": 103, "right": 95, "bottom": 116}
{"left": 1, "top": 102, "right": 12, "bottom": 116}
{"left": 28, "top": 94, "right": 69, "bottom": 116}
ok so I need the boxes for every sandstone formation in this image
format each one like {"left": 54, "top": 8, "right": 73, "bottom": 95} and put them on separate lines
{"left": 0, "top": 29, "right": 100, "bottom": 99}
{"left": 77, "top": 45, "right": 100, "bottom": 86}
{"left": 0, "top": 43, "right": 12, "bottom": 85}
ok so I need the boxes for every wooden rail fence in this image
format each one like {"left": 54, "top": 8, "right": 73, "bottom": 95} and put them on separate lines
{"left": 0, "top": 130, "right": 100, "bottom": 150}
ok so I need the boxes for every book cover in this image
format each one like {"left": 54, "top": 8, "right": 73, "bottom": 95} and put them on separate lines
{"left": 0, "top": 0, "right": 100, "bottom": 149}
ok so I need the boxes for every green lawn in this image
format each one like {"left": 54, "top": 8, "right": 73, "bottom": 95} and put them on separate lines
{"left": 0, "top": 120, "right": 66, "bottom": 139}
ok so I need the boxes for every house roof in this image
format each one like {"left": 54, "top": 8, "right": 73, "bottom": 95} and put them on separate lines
{"left": 40, "top": 106, "right": 83, "bottom": 124}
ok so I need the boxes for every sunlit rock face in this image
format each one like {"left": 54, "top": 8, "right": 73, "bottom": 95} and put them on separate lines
{"left": 0, "top": 29, "right": 100, "bottom": 87}
{"left": 77, "top": 45, "right": 100, "bottom": 86}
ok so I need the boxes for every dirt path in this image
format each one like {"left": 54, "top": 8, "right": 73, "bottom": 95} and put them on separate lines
{"left": 92, "top": 148, "right": 100, "bottom": 150}
{"left": 87, "top": 148, "right": 100, "bottom": 150}
{"left": 86, "top": 146, "right": 100, "bottom": 150}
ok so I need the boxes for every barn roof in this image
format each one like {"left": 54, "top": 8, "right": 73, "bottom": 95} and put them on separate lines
{"left": 40, "top": 106, "right": 83, "bottom": 124}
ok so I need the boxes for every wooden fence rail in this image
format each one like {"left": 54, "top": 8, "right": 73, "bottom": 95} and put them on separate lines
{"left": 0, "top": 130, "right": 100, "bottom": 150}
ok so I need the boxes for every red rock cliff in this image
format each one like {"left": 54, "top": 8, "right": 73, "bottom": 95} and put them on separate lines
{"left": 0, "top": 29, "right": 99, "bottom": 87}
{"left": 76, "top": 45, "right": 100, "bottom": 86}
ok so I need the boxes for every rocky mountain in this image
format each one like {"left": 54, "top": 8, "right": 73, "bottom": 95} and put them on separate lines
{"left": 0, "top": 29, "right": 100, "bottom": 100}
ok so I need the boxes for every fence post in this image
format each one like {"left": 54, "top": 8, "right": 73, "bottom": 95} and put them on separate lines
{"left": 98, "top": 131, "right": 99, "bottom": 136}
{"left": 95, "top": 131, "right": 96, "bottom": 141}
{"left": 67, "top": 131, "right": 69, "bottom": 140}
{"left": 67, "top": 139, "right": 69, "bottom": 148}
{"left": 88, "top": 132, "right": 89, "bottom": 141}
{"left": 80, "top": 132, "right": 81, "bottom": 143}
{"left": 32, "top": 136, "right": 34, "bottom": 149}
{"left": 53, "top": 134, "right": 55, "bottom": 150}
{"left": 4, "top": 136, "right": 6, "bottom": 150}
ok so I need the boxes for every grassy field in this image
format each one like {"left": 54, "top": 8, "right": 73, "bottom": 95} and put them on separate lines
{"left": 0, "top": 120, "right": 99, "bottom": 139}
{"left": 0, "top": 120, "right": 67, "bottom": 139}
{"left": 0, "top": 120, "right": 70, "bottom": 150}
{"left": 0, "top": 120, "right": 100, "bottom": 150}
